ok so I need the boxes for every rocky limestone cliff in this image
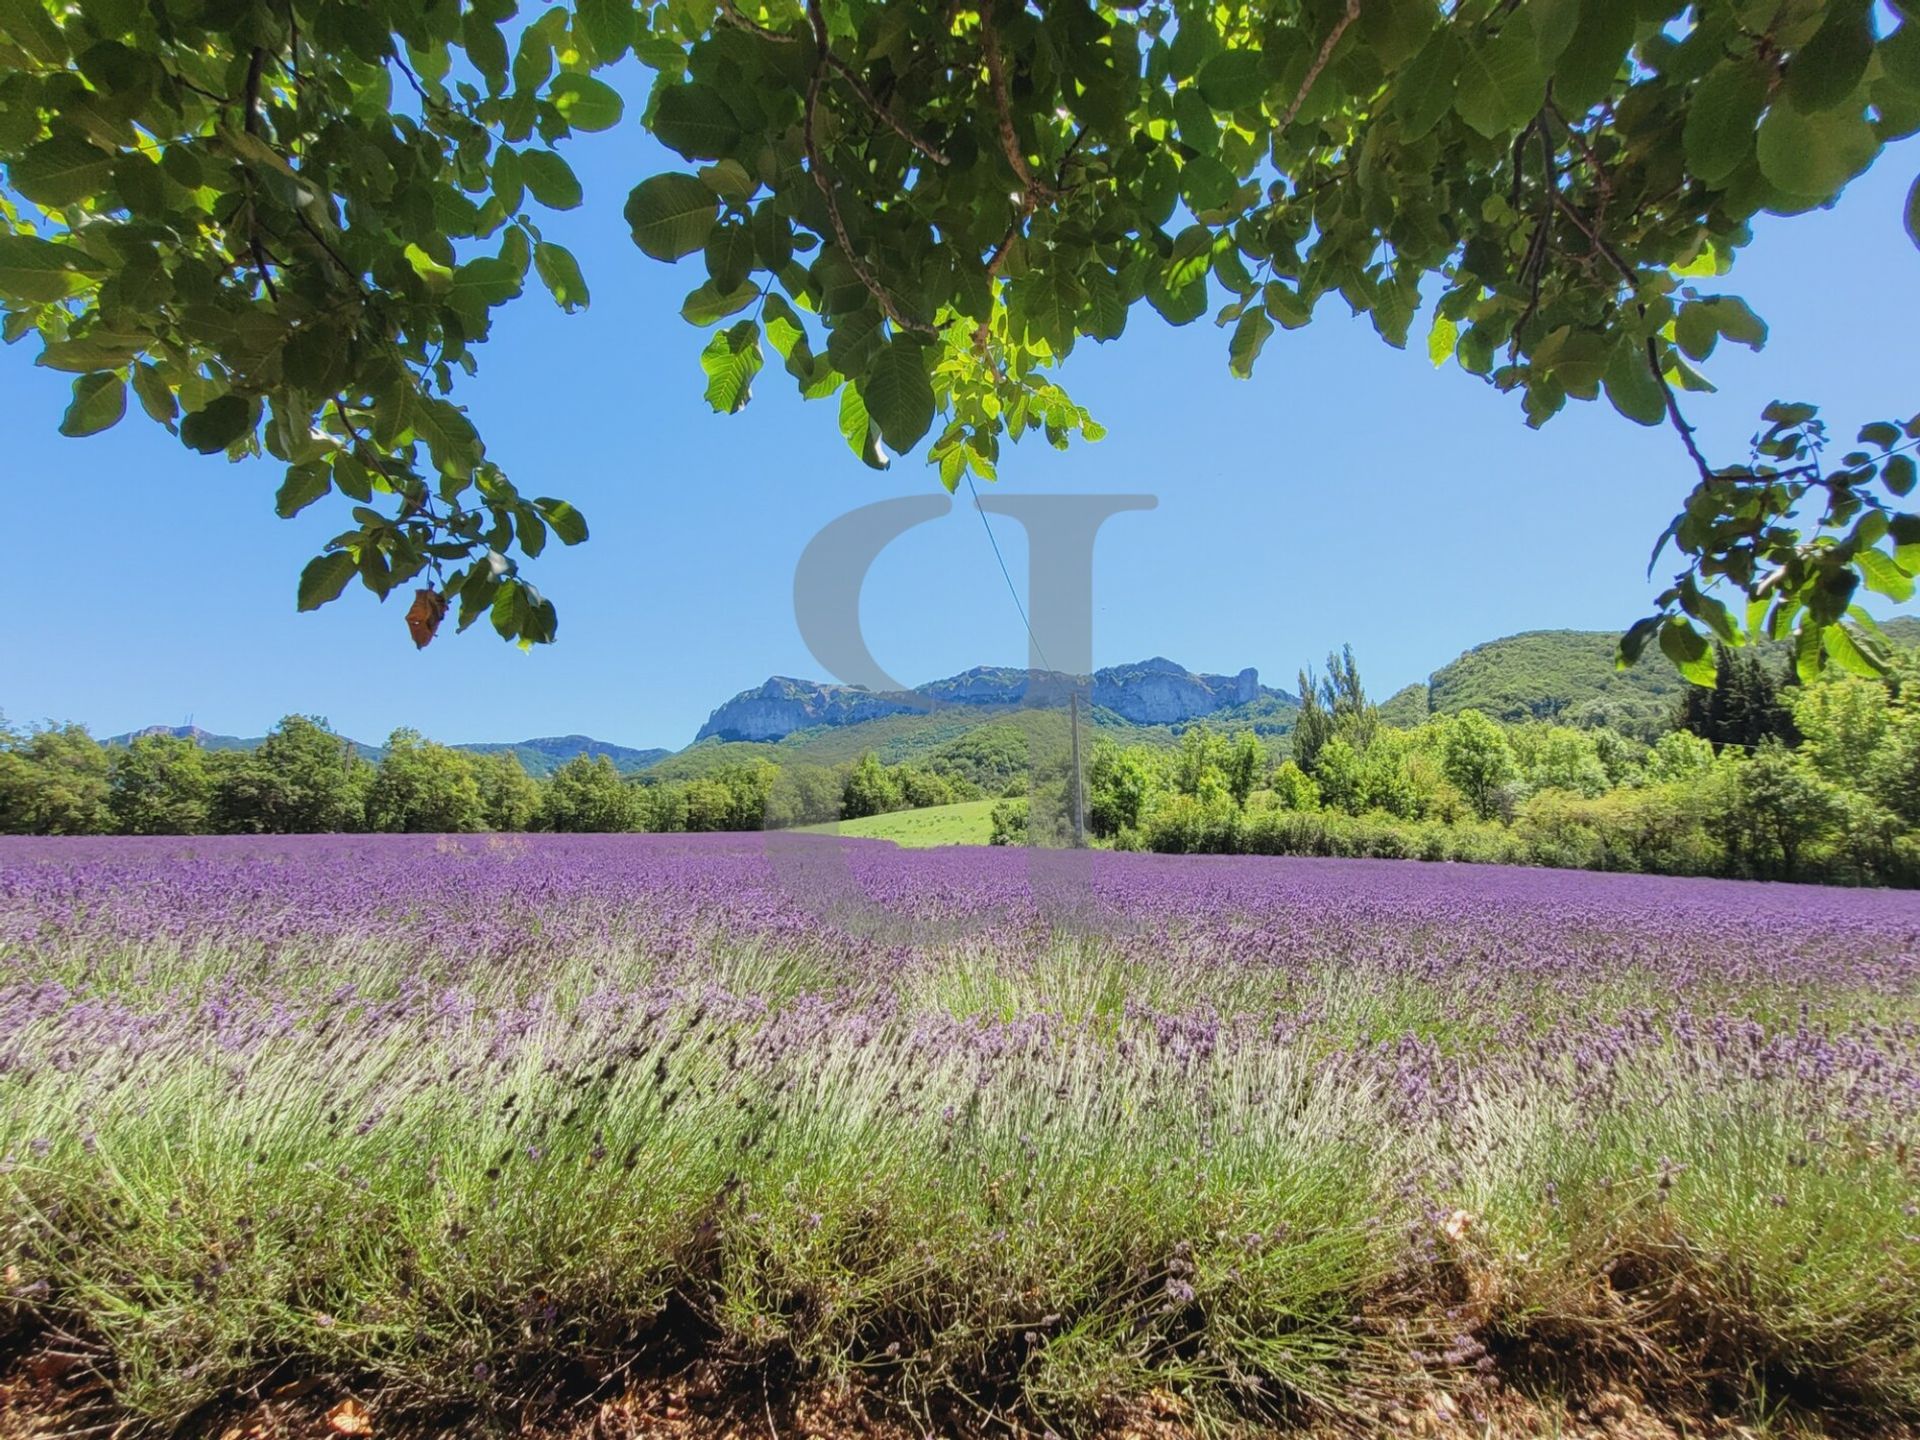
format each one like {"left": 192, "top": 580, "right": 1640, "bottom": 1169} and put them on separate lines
{"left": 693, "top": 678, "right": 925, "bottom": 742}
{"left": 695, "top": 659, "right": 1287, "bottom": 744}
{"left": 1091, "top": 658, "right": 1262, "bottom": 725}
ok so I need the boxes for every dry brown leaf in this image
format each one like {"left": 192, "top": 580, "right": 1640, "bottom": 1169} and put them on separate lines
{"left": 327, "top": 1397, "right": 373, "bottom": 1436}
{"left": 404, "top": 588, "right": 446, "bottom": 649}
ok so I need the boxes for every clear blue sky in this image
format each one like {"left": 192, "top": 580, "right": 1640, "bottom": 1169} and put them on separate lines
{"left": 2, "top": 113, "right": 1915, "bottom": 751}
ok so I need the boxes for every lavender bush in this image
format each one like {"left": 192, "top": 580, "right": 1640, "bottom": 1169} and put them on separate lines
{"left": 2, "top": 834, "right": 1918, "bottom": 1431}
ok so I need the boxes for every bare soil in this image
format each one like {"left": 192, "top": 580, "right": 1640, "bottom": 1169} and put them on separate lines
{"left": 0, "top": 1345, "right": 1895, "bottom": 1440}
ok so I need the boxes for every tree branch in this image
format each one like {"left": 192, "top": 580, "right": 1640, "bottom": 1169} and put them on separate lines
{"left": 1647, "top": 336, "right": 1714, "bottom": 485}
{"left": 1277, "top": 0, "right": 1361, "bottom": 131}
{"left": 717, "top": 0, "right": 800, "bottom": 42}
{"left": 243, "top": 46, "right": 267, "bottom": 137}
{"left": 828, "top": 53, "right": 950, "bottom": 166}
{"left": 1509, "top": 114, "right": 1558, "bottom": 356}
{"left": 979, "top": 3, "right": 1055, "bottom": 202}
{"left": 1553, "top": 192, "right": 1715, "bottom": 487}
{"left": 802, "top": 0, "right": 937, "bottom": 337}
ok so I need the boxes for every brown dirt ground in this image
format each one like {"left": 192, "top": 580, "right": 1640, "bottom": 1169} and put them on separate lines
{"left": 1, "top": 1346, "right": 1901, "bottom": 1440}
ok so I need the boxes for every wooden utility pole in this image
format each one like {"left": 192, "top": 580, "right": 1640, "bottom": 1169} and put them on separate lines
{"left": 1069, "top": 688, "right": 1086, "bottom": 848}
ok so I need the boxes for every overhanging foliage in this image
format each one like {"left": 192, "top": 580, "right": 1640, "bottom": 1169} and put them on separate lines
{"left": 1, "top": 0, "right": 1916, "bottom": 667}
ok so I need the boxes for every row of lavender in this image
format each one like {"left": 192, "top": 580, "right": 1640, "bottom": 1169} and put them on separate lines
{"left": 3, "top": 833, "right": 1920, "bottom": 1428}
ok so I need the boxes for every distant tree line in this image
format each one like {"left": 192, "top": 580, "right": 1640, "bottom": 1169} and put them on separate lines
{"left": 8, "top": 641, "right": 1919, "bottom": 885}
{"left": 0, "top": 717, "right": 989, "bottom": 839}
{"left": 1007, "top": 644, "right": 1920, "bottom": 887}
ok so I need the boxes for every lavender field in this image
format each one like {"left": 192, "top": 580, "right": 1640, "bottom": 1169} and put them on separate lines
{"left": 3, "top": 834, "right": 1920, "bottom": 1435}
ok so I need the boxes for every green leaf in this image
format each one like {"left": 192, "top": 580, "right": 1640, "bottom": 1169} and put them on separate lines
{"left": 1177, "top": 154, "right": 1238, "bottom": 214}
{"left": 1264, "top": 281, "right": 1311, "bottom": 330}
{"left": 447, "top": 256, "right": 523, "bottom": 322}
{"left": 1822, "top": 619, "right": 1883, "bottom": 676}
{"left": 1552, "top": 0, "right": 1633, "bottom": 114}
{"left": 1228, "top": 306, "right": 1274, "bottom": 378}
{"left": 1533, "top": 0, "right": 1581, "bottom": 67}
{"left": 838, "top": 381, "right": 890, "bottom": 470}
{"left": 1680, "top": 584, "right": 1739, "bottom": 644}
{"left": 9, "top": 134, "right": 115, "bottom": 207}
{"left": 1455, "top": 24, "right": 1545, "bottom": 139}
{"left": 1394, "top": 30, "right": 1459, "bottom": 142}
{"left": 574, "top": 0, "right": 633, "bottom": 63}
{"left": 521, "top": 149, "right": 583, "bottom": 209}
{"left": 549, "top": 74, "right": 623, "bottom": 132}
{"left": 1537, "top": 327, "right": 1611, "bottom": 396}
{"left": 704, "top": 222, "right": 755, "bottom": 293}
{"left": 0, "top": 234, "right": 105, "bottom": 303}
{"left": 1013, "top": 266, "right": 1085, "bottom": 353}
{"left": 1885, "top": 453, "right": 1917, "bottom": 497}
{"left": 179, "top": 394, "right": 253, "bottom": 454}
{"left": 464, "top": 12, "right": 509, "bottom": 92}
{"left": 1659, "top": 616, "right": 1717, "bottom": 685}
{"left": 519, "top": 586, "right": 558, "bottom": 646}
{"left": 1701, "top": 295, "right": 1768, "bottom": 350}
{"left": 1856, "top": 547, "right": 1915, "bottom": 601}
{"left": 1906, "top": 173, "right": 1920, "bottom": 251}
{"left": 1894, "top": 514, "right": 1920, "bottom": 572}
{"left": 536, "top": 497, "right": 589, "bottom": 544}
{"left": 1602, "top": 341, "right": 1665, "bottom": 426}
{"left": 1197, "top": 50, "right": 1267, "bottom": 110}
{"left": 58, "top": 371, "right": 125, "bottom": 437}
{"left": 862, "top": 339, "right": 935, "bottom": 453}
{"left": 705, "top": 159, "right": 760, "bottom": 203}
{"left": 1083, "top": 267, "right": 1128, "bottom": 340}
{"left": 1147, "top": 235, "right": 1211, "bottom": 327}
{"left": 1674, "top": 302, "right": 1718, "bottom": 361}
{"left": 651, "top": 82, "right": 742, "bottom": 161}
{"left": 625, "top": 172, "right": 718, "bottom": 261}
{"left": 809, "top": 248, "right": 870, "bottom": 317}
{"left": 36, "top": 331, "right": 143, "bottom": 372}
{"left": 0, "top": 0, "right": 68, "bottom": 65}
{"left": 130, "top": 362, "right": 176, "bottom": 426}
{"left": 1756, "top": 103, "right": 1879, "bottom": 200}
{"left": 679, "top": 279, "right": 759, "bottom": 325}
{"left": 331, "top": 451, "right": 373, "bottom": 502}
{"left": 761, "top": 291, "right": 807, "bottom": 358}
{"left": 412, "top": 395, "right": 483, "bottom": 478}
{"left": 1427, "top": 312, "right": 1458, "bottom": 367}
{"left": 1794, "top": 622, "right": 1825, "bottom": 683}
{"left": 275, "top": 462, "right": 332, "bottom": 518}
{"left": 1786, "top": 0, "right": 1874, "bottom": 113}
{"left": 1684, "top": 62, "right": 1768, "bottom": 185}
{"left": 297, "top": 552, "right": 357, "bottom": 612}
{"left": 1886, "top": 19, "right": 1920, "bottom": 88}
{"left": 533, "top": 241, "right": 590, "bottom": 311}
{"left": 490, "top": 578, "right": 527, "bottom": 640}
{"left": 1618, "top": 615, "right": 1663, "bottom": 667}
{"left": 699, "top": 319, "right": 763, "bottom": 415}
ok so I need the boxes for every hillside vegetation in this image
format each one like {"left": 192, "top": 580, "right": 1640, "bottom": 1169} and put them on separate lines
{"left": 1425, "top": 630, "right": 1690, "bottom": 734}
{"left": 1423, "top": 619, "right": 1920, "bottom": 736}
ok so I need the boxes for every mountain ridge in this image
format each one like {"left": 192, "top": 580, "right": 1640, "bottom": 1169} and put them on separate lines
{"left": 694, "top": 657, "right": 1291, "bottom": 743}
{"left": 105, "top": 619, "right": 1919, "bottom": 777}
{"left": 108, "top": 726, "right": 669, "bottom": 777}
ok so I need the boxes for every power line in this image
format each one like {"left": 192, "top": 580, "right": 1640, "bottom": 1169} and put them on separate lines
{"left": 964, "top": 471, "right": 1053, "bottom": 675}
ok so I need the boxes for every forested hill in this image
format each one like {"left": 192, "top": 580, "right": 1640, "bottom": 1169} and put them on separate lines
{"left": 1421, "top": 631, "right": 1693, "bottom": 734}
{"left": 109, "top": 726, "right": 669, "bottom": 777}
{"left": 1397, "top": 620, "right": 1920, "bottom": 735}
